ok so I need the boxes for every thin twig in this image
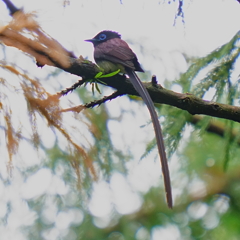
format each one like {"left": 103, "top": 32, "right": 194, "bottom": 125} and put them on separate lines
{"left": 59, "top": 79, "right": 87, "bottom": 96}
{"left": 2, "top": 0, "right": 20, "bottom": 15}
{"left": 60, "top": 91, "right": 123, "bottom": 113}
{"left": 84, "top": 91, "right": 123, "bottom": 108}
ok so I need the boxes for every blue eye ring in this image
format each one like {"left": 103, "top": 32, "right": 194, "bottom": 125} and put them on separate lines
{"left": 99, "top": 33, "right": 106, "bottom": 40}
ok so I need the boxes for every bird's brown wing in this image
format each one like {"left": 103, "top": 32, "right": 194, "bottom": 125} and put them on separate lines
{"left": 94, "top": 38, "right": 142, "bottom": 71}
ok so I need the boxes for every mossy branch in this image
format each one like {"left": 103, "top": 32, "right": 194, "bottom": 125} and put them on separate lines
{"left": 1, "top": 5, "right": 240, "bottom": 124}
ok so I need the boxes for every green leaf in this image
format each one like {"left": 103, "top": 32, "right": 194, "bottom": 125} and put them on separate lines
{"left": 94, "top": 72, "right": 103, "bottom": 78}
{"left": 97, "top": 69, "right": 120, "bottom": 78}
{"left": 95, "top": 82, "right": 101, "bottom": 94}
{"left": 91, "top": 83, "right": 94, "bottom": 95}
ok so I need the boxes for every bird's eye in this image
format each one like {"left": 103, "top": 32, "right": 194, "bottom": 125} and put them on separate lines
{"left": 99, "top": 34, "right": 106, "bottom": 41}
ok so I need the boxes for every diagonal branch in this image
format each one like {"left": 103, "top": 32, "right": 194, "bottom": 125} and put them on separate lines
{"left": 60, "top": 91, "right": 123, "bottom": 113}
{"left": 1, "top": 4, "right": 240, "bottom": 124}
{"left": 190, "top": 115, "right": 240, "bottom": 145}
{"left": 2, "top": 0, "right": 20, "bottom": 15}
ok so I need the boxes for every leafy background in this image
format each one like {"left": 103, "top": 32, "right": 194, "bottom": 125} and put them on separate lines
{"left": 0, "top": 0, "right": 240, "bottom": 239}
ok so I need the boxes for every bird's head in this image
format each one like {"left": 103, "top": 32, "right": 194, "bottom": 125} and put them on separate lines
{"left": 85, "top": 30, "right": 121, "bottom": 46}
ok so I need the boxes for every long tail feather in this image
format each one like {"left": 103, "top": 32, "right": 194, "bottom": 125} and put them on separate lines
{"left": 126, "top": 69, "right": 172, "bottom": 208}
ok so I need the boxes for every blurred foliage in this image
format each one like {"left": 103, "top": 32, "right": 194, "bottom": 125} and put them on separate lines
{"left": 1, "top": 4, "right": 240, "bottom": 240}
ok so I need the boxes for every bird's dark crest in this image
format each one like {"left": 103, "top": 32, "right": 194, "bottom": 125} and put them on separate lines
{"left": 94, "top": 30, "right": 121, "bottom": 40}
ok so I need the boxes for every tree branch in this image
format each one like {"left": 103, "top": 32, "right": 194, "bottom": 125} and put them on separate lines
{"left": 190, "top": 115, "right": 240, "bottom": 145}
{"left": 1, "top": 5, "right": 240, "bottom": 123}
{"left": 60, "top": 91, "right": 123, "bottom": 113}
{"left": 2, "top": 0, "right": 20, "bottom": 15}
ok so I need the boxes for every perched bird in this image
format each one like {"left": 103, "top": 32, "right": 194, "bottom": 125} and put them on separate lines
{"left": 86, "top": 30, "right": 172, "bottom": 208}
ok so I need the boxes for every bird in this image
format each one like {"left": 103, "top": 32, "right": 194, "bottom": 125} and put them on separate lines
{"left": 85, "top": 30, "right": 172, "bottom": 208}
